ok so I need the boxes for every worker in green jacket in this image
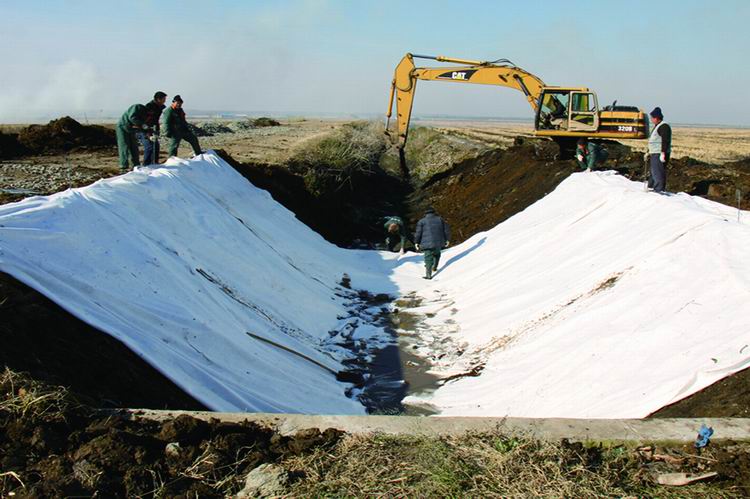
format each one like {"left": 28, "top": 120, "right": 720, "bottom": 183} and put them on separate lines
{"left": 162, "top": 95, "right": 202, "bottom": 158}
{"left": 575, "top": 138, "right": 609, "bottom": 171}
{"left": 116, "top": 104, "right": 148, "bottom": 172}
{"left": 382, "top": 215, "right": 409, "bottom": 254}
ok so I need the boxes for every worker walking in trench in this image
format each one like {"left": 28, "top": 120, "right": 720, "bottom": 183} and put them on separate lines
{"left": 162, "top": 95, "right": 203, "bottom": 159}
{"left": 647, "top": 107, "right": 672, "bottom": 193}
{"left": 575, "top": 137, "right": 609, "bottom": 171}
{"left": 139, "top": 91, "right": 167, "bottom": 165}
{"left": 116, "top": 103, "right": 148, "bottom": 173}
{"left": 414, "top": 207, "right": 450, "bottom": 280}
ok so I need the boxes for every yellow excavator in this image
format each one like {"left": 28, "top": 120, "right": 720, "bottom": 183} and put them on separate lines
{"left": 386, "top": 53, "right": 648, "bottom": 150}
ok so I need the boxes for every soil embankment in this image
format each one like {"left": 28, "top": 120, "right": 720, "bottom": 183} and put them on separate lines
{"left": 0, "top": 369, "right": 341, "bottom": 497}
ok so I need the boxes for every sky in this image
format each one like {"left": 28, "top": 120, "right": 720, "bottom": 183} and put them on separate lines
{"left": 0, "top": 0, "right": 748, "bottom": 125}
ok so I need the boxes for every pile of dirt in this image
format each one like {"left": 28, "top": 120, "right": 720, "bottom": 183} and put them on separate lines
{"left": 195, "top": 121, "right": 234, "bottom": 135}
{"left": 187, "top": 122, "right": 212, "bottom": 137}
{"left": 0, "top": 131, "right": 27, "bottom": 160}
{"left": 0, "top": 272, "right": 204, "bottom": 410}
{"left": 231, "top": 117, "right": 282, "bottom": 131}
{"left": 17, "top": 117, "right": 115, "bottom": 154}
{"left": 252, "top": 117, "right": 281, "bottom": 127}
{"left": 0, "top": 370, "right": 342, "bottom": 497}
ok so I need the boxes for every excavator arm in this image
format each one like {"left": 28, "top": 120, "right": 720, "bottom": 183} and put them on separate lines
{"left": 386, "top": 53, "right": 546, "bottom": 149}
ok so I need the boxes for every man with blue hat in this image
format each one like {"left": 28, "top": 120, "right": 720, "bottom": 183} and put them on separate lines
{"left": 647, "top": 107, "right": 672, "bottom": 192}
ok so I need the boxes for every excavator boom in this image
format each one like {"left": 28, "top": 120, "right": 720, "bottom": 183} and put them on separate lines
{"left": 386, "top": 53, "right": 648, "bottom": 149}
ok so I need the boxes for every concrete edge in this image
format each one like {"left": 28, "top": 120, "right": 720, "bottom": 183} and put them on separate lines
{"left": 121, "top": 409, "right": 750, "bottom": 443}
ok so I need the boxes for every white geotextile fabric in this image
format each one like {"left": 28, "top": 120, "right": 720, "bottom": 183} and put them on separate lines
{"left": 2, "top": 152, "right": 749, "bottom": 418}
{"left": 397, "top": 171, "right": 750, "bottom": 418}
{"left": 0, "top": 152, "right": 395, "bottom": 413}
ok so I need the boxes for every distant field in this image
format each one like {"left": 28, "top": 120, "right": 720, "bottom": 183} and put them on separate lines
{"left": 415, "top": 119, "right": 750, "bottom": 164}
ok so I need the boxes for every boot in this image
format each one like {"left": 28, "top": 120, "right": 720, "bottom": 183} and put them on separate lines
{"left": 423, "top": 267, "right": 432, "bottom": 280}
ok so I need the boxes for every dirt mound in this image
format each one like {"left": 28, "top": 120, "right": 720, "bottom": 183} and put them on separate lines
{"left": 17, "top": 117, "right": 115, "bottom": 154}
{"left": 0, "top": 370, "right": 342, "bottom": 497}
{"left": 187, "top": 122, "right": 212, "bottom": 137}
{"left": 253, "top": 117, "right": 281, "bottom": 127}
{"left": 231, "top": 117, "right": 282, "bottom": 132}
{"left": 196, "top": 121, "right": 234, "bottom": 135}
{"left": 0, "top": 131, "right": 27, "bottom": 160}
{"left": 0, "top": 272, "right": 204, "bottom": 410}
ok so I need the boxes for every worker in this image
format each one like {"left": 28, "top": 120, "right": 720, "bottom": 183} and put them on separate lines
{"left": 575, "top": 138, "right": 609, "bottom": 171}
{"left": 414, "top": 207, "right": 450, "bottom": 280}
{"left": 139, "top": 91, "right": 167, "bottom": 165}
{"left": 647, "top": 107, "right": 671, "bottom": 193}
{"left": 162, "top": 95, "right": 203, "bottom": 158}
{"left": 382, "top": 215, "right": 409, "bottom": 254}
{"left": 116, "top": 103, "right": 148, "bottom": 173}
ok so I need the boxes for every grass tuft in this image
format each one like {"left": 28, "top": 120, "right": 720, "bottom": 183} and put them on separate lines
{"left": 290, "top": 121, "right": 387, "bottom": 195}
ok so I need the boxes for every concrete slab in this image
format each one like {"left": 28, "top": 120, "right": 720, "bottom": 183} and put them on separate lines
{"left": 124, "top": 409, "right": 750, "bottom": 443}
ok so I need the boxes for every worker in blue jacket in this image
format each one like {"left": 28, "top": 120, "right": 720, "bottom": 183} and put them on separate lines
{"left": 414, "top": 207, "right": 450, "bottom": 280}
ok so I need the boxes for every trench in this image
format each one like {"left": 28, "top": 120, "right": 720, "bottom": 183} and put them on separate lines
{"left": 215, "top": 136, "right": 585, "bottom": 415}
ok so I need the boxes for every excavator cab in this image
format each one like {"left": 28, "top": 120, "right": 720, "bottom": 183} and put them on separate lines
{"left": 536, "top": 89, "right": 599, "bottom": 133}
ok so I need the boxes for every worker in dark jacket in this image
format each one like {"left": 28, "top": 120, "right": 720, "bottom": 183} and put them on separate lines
{"left": 414, "top": 207, "right": 450, "bottom": 280}
{"left": 575, "top": 138, "right": 609, "bottom": 171}
{"left": 647, "top": 106, "right": 672, "bottom": 192}
{"left": 162, "top": 95, "right": 202, "bottom": 158}
{"left": 382, "top": 215, "right": 409, "bottom": 254}
{"left": 139, "top": 91, "right": 167, "bottom": 165}
{"left": 116, "top": 103, "right": 148, "bottom": 172}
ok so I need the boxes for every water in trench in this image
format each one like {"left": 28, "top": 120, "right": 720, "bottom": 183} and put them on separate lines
{"left": 337, "top": 290, "right": 441, "bottom": 415}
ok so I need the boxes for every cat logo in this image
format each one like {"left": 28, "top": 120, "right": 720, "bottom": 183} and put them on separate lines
{"left": 436, "top": 69, "right": 477, "bottom": 81}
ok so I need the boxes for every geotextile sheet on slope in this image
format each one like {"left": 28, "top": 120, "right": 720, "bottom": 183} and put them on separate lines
{"left": 0, "top": 152, "right": 394, "bottom": 413}
{"left": 3, "top": 155, "right": 750, "bottom": 418}
{"left": 397, "top": 171, "right": 750, "bottom": 418}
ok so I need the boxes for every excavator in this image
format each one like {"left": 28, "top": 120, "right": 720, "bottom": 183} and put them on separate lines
{"left": 386, "top": 53, "right": 648, "bottom": 151}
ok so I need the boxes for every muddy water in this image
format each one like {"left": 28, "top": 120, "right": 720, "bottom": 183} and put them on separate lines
{"left": 359, "top": 325, "right": 441, "bottom": 416}
{"left": 343, "top": 292, "right": 441, "bottom": 416}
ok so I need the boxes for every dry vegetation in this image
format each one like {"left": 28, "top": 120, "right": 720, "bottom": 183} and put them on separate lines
{"left": 283, "top": 432, "right": 739, "bottom": 497}
{"left": 0, "top": 367, "right": 78, "bottom": 422}
{"left": 289, "top": 120, "right": 388, "bottom": 195}
{"left": 3, "top": 368, "right": 745, "bottom": 497}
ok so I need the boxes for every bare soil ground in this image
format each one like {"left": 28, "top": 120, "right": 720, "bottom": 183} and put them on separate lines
{"left": 2, "top": 370, "right": 749, "bottom": 497}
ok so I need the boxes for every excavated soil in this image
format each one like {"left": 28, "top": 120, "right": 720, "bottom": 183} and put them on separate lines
{"left": 0, "top": 372, "right": 342, "bottom": 497}
{"left": 15, "top": 116, "right": 115, "bottom": 155}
